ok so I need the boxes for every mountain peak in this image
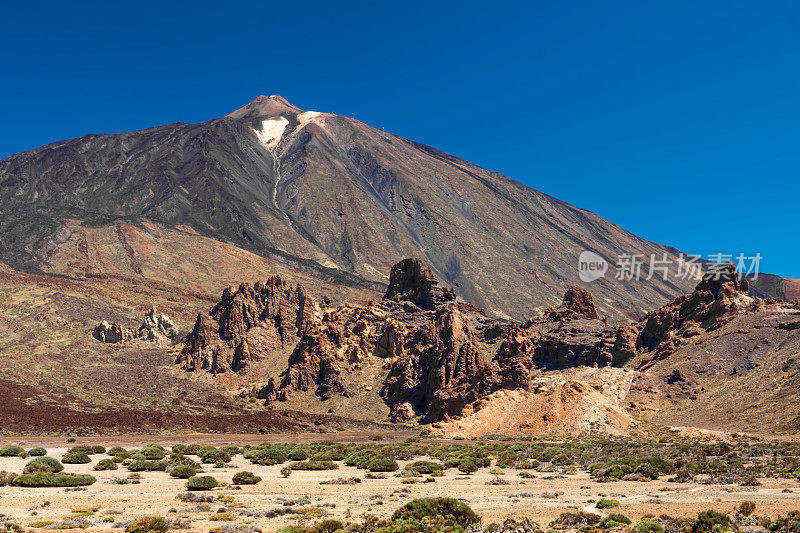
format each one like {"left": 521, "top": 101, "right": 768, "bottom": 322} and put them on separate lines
{"left": 227, "top": 94, "right": 303, "bottom": 120}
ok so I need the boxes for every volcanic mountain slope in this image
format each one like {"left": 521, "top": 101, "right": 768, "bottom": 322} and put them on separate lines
{"left": 1, "top": 94, "right": 718, "bottom": 321}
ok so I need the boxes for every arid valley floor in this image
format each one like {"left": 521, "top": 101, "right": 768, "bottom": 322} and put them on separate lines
{"left": 3, "top": 432, "right": 800, "bottom": 532}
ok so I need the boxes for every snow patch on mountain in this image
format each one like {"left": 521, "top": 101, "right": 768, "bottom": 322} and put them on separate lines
{"left": 254, "top": 117, "right": 289, "bottom": 149}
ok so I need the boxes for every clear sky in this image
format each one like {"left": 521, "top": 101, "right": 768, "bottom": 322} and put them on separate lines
{"left": 1, "top": 1, "right": 797, "bottom": 277}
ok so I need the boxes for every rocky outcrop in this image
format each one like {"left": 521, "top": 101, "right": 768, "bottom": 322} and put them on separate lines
{"left": 630, "top": 262, "right": 759, "bottom": 367}
{"left": 561, "top": 285, "right": 600, "bottom": 320}
{"left": 384, "top": 258, "right": 455, "bottom": 310}
{"left": 178, "top": 276, "right": 313, "bottom": 373}
{"left": 92, "top": 321, "right": 134, "bottom": 343}
{"left": 92, "top": 306, "right": 178, "bottom": 345}
{"left": 138, "top": 306, "right": 178, "bottom": 343}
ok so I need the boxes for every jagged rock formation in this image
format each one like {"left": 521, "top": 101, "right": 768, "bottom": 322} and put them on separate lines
{"left": 230, "top": 262, "right": 620, "bottom": 423}
{"left": 92, "top": 306, "right": 178, "bottom": 345}
{"left": 625, "top": 262, "right": 762, "bottom": 368}
{"left": 92, "top": 321, "right": 134, "bottom": 344}
{"left": 178, "top": 276, "right": 313, "bottom": 373}
{"left": 384, "top": 258, "right": 456, "bottom": 310}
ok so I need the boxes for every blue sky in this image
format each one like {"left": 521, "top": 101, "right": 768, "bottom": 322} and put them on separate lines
{"left": 1, "top": 1, "right": 797, "bottom": 277}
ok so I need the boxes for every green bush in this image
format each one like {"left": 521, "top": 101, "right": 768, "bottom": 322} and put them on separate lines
{"left": 186, "top": 475, "right": 218, "bottom": 490}
{"left": 12, "top": 472, "right": 96, "bottom": 487}
{"left": 23, "top": 457, "right": 64, "bottom": 474}
{"left": 128, "top": 460, "right": 168, "bottom": 472}
{"left": 366, "top": 457, "right": 399, "bottom": 472}
{"left": 94, "top": 458, "right": 118, "bottom": 471}
{"left": 693, "top": 510, "right": 732, "bottom": 533}
{"left": 288, "top": 448, "right": 309, "bottom": 461}
{"left": 392, "top": 497, "right": 479, "bottom": 528}
{"left": 632, "top": 517, "right": 666, "bottom": 533}
{"left": 107, "top": 447, "right": 126, "bottom": 456}
{"left": 199, "top": 448, "right": 230, "bottom": 464}
{"left": 125, "top": 516, "right": 169, "bottom": 533}
{"left": 0, "top": 446, "right": 24, "bottom": 456}
{"left": 140, "top": 446, "right": 166, "bottom": 460}
{"left": 169, "top": 465, "right": 196, "bottom": 478}
{"left": 171, "top": 444, "right": 187, "bottom": 454}
{"left": 458, "top": 460, "right": 478, "bottom": 475}
{"left": 0, "top": 471, "right": 15, "bottom": 487}
{"left": 407, "top": 461, "right": 443, "bottom": 474}
{"left": 596, "top": 498, "right": 620, "bottom": 509}
{"left": 67, "top": 445, "right": 105, "bottom": 455}
{"left": 62, "top": 451, "right": 91, "bottom": 464}
{"left": 312, "top": 519, "right": 344, "bottom": 533}
{"left": 288, "top": 460, "right": 339, "bottom": 471}
{"left": 598, "top": 514, "right": 632, "bottom": 528}
{"left": 27, "top": 448, "right": 46, "bottom": 457}
{"left": 245, "top": 446, "right": 286, "bottom": 465}
{"left": 232, "top": 471, "right": 261, "bottom": 485}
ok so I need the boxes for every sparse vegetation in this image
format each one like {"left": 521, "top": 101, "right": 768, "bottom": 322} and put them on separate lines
{"left": 232, "top": 471, "right": 261, "bottom": 485}
{"left": 186, "top": 475, "right": 218, "bottom": 491}
{"left": 12, "top": 472, "right": 96, "bottom": 487}
{"left": 23, "top": 456, "right": 64, "bottom": 474}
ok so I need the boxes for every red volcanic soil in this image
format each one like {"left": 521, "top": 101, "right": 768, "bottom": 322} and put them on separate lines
{"left": 0, "top": 379, "right": 384, "bottom": 435}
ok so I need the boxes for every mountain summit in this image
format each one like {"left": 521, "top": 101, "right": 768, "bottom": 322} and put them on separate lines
{"left": 0, "top": 95, "right": 735, "bottom": 320}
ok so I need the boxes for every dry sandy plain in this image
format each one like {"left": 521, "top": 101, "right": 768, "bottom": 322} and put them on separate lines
{"left": 2, "top": 434, "right": 800, "bottom": 532}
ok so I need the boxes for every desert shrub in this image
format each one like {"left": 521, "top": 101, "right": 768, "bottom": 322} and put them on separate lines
{"left": 62, "top": 451, "right": 91, "bottom": 464}
{"left": 392, "top": 497, "right": 479, "bottom": 528}
{"left": 288, "top": 448, "right": 309, "bottom": 461}
{"left": 280, "top": 466, "right": 292, "bottom": 478}
{"left": 24, "top": 456, "right": 64, "bottom": 474}
{"left": 128, "top": 460, "right": 168, "bottom": 472}
{"left": 407, "top": 461, "right": 442, "bottom": 474}
{"left": 737, "top": 501, "right": 756, "bottom": 517}
{"left": 289, "top": 461, "right": 339, "bottom": 471}
{"left": 67, "top": 445, "right": 104, "bottom": 455}
{"left": 168, "top": 453, "right": 200, "bottom": 468}
{"left": 171, "top": 444, "right": 187, "bottom": 454}
{"left": 0, "top": 522, "right": 24, "bottom": 533}
{"left": 596, "top": 498, "right": 620, "bottom": 509}
{"left": 0, "top": 446, "right": 24, "bottom": 456}
{"left": 186, "top": 475, "right": 218, "bottom": 491}
{"left": 184, "top": 444, "right": 202, "bottom": 455}
{"left": 12, "top": 472, "right": 96, "bottom": 487}
{"left": 693, "top": 510, "right": 732, "bottom": 533}
{"left": 232, "top": 471, "right": 261, "bottom": 485}
{"left": 551, "top": 512, "right": 602, "bottom": 529}
{"left": 366, "top": 457, "right": 399, "bottom": 472}
{"left": 632, "top": 517, "right": 666, "bottom": 533}
{"left": 94, "top": 458, "right": 118, "bottom": 471}
{"left": 598, "top": 514, "right": 632, "bottom": 528}
{"left": 221, "top": 446, "right": 241, "bottom": 456}
{"left": 199, "top": 448, "right": 230, "bottom": 465}
{"left": 125, "top": 516, "right": 169, "bottom": 533}
{"left": 765, "top": 510, "right": 800, "bottom": 532}
{"left": 458, "top": 460, "right": 478, "bottom": 475}
{"left": 245, "top": 446, "right": 286, "bottom": 465}
{"left": 27, "top": 448, "right": 46, "bottom": 457}
{"left": 0, "top": 471, "right": 14, "bottom": 486}
{"left": 140, "top": 446, "right": 166, "bottom": 460}
{"left": 312, "top": 519, "right": 344, "bottom": 533}
{"left": 169, "top": 465, "right": 197, "bottom": 478}
{"left": 108, "top": 447, "right": 126, "bottom": 456}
